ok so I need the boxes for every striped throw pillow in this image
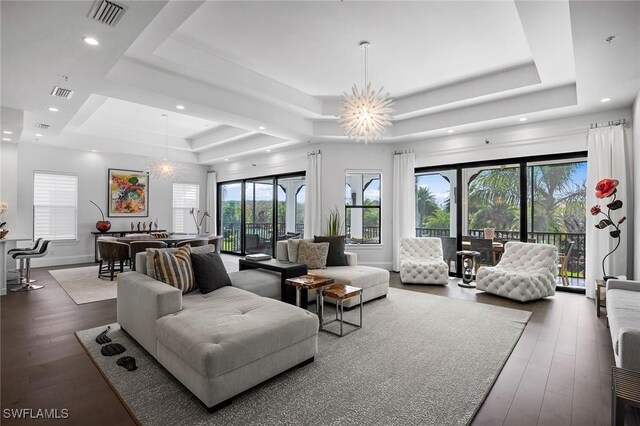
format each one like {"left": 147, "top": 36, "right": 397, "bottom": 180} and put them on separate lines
{"left": 153, "top": 245, "right": 196, "bottom": 293}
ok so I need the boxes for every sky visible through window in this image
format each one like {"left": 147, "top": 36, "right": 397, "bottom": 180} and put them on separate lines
{"left": 416, "top": 162, "right": 587, "bottom": 207}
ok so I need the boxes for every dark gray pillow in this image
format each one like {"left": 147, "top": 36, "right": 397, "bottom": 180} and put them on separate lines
{"left": 313, "top": 235, "right": 348, "bottom": 266}
{"left": 190, "top": 252, "right": 231, "bottom": 294}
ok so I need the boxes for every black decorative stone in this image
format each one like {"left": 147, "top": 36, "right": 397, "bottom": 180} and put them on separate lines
{"left": 101, "top": 343, "right": 126, "bottom": 357}
{"left": 95, "top": 326, "right": 112, "bottom": 345}
{"left": 116, "top": 356, "right": 138, "bottom": 371}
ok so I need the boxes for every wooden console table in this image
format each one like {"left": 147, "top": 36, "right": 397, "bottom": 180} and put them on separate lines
{"left": 91, "top": 230, "right": 166, "bottom": 262}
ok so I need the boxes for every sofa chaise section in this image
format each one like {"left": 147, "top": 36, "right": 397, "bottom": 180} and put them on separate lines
{"left": 276, "top": 240, "right": 389, "bottom": 308}
{"left": 117, "top": 268, "right": 318, "bottom": 409}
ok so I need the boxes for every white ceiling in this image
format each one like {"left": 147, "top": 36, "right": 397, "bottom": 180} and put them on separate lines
{"left": 1, "top": 0, "right": 639, "bottom": 165}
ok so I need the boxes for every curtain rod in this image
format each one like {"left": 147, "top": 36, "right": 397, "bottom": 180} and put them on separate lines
{"left": 590, "top": 118, "right": 628, "bottom": 129}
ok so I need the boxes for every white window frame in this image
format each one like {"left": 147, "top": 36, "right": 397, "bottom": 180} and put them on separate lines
{"left": 33, "top": 171, "right": 78, "bottom": 241}
{"left": 173, "top": 183, "right": 200, "bottom": 233}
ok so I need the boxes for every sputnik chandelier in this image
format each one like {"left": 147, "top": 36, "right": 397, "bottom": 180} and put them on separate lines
{"left": 147, "top": 114, "right": 184, "bottom": 180}
{"left": 339, "top": 41, "right": 395, "bottom": 143}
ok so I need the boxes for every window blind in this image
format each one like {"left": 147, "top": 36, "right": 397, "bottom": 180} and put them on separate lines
{"left": 33, "top": 172, "right": 78, "bottom": 240}
{"left": 173, "top": 183, "right": 199, "bottom": 233}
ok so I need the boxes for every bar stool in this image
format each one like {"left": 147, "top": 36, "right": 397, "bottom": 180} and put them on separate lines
{"left": 10, "top": 240, "right": 51, "bottom": 292}
{"left": 7, "top": 238, "right": 42, "bottom": 284}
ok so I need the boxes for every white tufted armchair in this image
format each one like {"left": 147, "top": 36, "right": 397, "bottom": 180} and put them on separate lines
{"left": 399, "top": 237, "right": 449, "bottom": 285}
{"left": 476, "top": 242, "right": 558, "bottom": 302}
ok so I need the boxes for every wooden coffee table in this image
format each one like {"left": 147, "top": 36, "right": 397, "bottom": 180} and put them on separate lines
{"left": 321, "top": 284, "right": 363, "bottom": 336}
{"left": 285, "top": 275, "right": 335, "bottom": 327}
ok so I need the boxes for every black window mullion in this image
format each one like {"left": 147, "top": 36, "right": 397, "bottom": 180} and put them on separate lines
{"left": 519, "top": 161, "right": 528, "bottom": 242}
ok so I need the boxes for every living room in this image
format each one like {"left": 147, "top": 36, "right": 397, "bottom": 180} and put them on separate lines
{"left": 1, "top": 1, "right": 640, "bottom": 425}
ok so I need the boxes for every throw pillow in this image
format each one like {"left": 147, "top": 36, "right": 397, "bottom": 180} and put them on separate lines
{"left": 287, "top": 238, "right": 313, "bottom": 263}
{"left": 153, "top": 245, "right": 196, "bottom": 293}
{"left": 146, "top": 244, "right": 215, "bottom": 279}
{"left": 314, "top": 235, "right": 348, "bottom": 266}
{"left": 190, "top": 252, "right": 232, "bottom": 294}
{"left": 297, "top": 241, "right": 330, "bottom": 269}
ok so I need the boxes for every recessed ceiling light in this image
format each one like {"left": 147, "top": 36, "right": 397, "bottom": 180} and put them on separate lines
{"left": 600, "top": 97, "right": 611, "bottom": 103}
{"left": 519, "top": 117, "right": 527, "bottom": 122}
{"left": 224, "top": 158, "right": 229, "bottom": 162}
{"left": 48, "top": 107, "right": 59, "bottom": 112}
{"left": 258, "top": 126, "right": 266, "bottom": 130}
{"left": 176, "top": 105, "right": 185, "bottom": 110}
{"left": 84, "top": 36, "right": 99, "bottom": 46}
{"left": 2, "top": 137, "right": 11, "bottom": 141}
{"left": 266, "top": 149, "right": 271, "bottom": 152}
{"left": 35, "top": 133, "right": 43, "bottom": 137}
{"left": 447, "top": 129, "right": 454, "bottom": 133}
{"left": 2, "top": 130, "right": 13, "bottom": 134}
{"left": 91, "top": 149, "right": 98, "bottom": 152}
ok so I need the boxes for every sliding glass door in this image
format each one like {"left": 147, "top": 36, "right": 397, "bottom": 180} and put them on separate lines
{"left": 527, "top": 160, "right": 587, "bottom": 286}
{"left": 415, "top": 170, "right": 457, "bottom": 273}
{"left": 415, "top": 153, "right": 587, "bottom": 289}
{"left": 220, "top": 182, "right": 242, "bottom": 253}
{"left": 218, "top": 173, "right": 305, "bottom": 255}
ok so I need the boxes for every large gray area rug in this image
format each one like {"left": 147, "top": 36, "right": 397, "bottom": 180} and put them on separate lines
{"left": 76, "top": 288, "right": 530, "bottom": 426}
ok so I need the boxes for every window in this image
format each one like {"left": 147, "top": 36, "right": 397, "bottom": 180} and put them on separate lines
{"left": 173, "top": 183, "right": 199, "bottom": 233}
{"left": 33, "top": 172, "right": 78, "bottom": 241}
{"left": 345, "top": 172, "right": 381, "bottom": 244}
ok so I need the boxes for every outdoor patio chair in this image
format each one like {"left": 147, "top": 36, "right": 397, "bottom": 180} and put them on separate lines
{"left": 470, "top": 238, "right": 495, "bottom": 270}
{"left": 440, "top": 237, "right": 457, "bottom": 272}
{"left": 558, "top": 240, "right": 575, "bottom": 286}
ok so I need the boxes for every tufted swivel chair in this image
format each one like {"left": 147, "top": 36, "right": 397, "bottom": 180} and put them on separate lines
{"left": 476, "top": 241, "right": 558, "bottom": 302}
{"left": 399, "top": 237, "right": 449, "bottom": 285}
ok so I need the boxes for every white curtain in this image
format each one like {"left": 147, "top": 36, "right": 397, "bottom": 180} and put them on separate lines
{"left": 304, "top": 151, "right": 322, "bottom": 239}
{"left": 206, "top": 171, "right": 217, "bottom": 235}
{"left": 585, "top": 125, "right": 630, "bottom": 297}
{"left": 392, "top": 151, "right": 416, "bottom": 271}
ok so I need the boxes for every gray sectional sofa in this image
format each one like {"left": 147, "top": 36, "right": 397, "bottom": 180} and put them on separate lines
{"left": 606, "top": 279, "right": 640, "bottom": 372}
{"left": 117, "top": 251, "right": 319, "bottom": 409}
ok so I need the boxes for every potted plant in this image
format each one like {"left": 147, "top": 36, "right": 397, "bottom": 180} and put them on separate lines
{"left": 325, "top": 207, "right": 343, "bottom": 236}
{"left": 190, "top": 208, "right": 210, "bottom": 235}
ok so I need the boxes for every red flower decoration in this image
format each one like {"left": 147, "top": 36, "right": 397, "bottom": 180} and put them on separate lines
{"left": 618, "top": 216, "right": 626, "bottom": 224}
{"left": 590, "top": 205, "right": 601, "bottom": 215}
{"left": 595, "top": 178, "right": 619, "bottom": 199}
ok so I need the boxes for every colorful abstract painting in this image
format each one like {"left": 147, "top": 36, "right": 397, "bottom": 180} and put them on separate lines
{"left": 108, "top": 169, "right": 149, "bottom": 217}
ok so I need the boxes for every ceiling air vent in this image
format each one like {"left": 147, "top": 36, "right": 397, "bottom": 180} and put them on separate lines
{"left": 51, "top": 86, "right": 74, "bottom": 99}
{"left": 87, "top": 0, "right": 127, "bottom": 27}
{"left": 36, "top": 123, "right": 50, "bottom": 130}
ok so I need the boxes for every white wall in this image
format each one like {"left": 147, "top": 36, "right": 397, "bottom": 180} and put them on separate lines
{"left": 214, "top": 107, "right": 633, "bottom": 270}
{"left": 633, "top": 91, "right": 640, "bottom": 279}
{"left": 0, "top": 142, "right": 18, "bottom": 233}
{"left": 7, "top": 143, "right": 208, "bottom": 267}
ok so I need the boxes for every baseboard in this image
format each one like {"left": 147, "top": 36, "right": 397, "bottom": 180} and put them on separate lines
{"left": 359, "top": 261, "right": 392, "bottom": 270}
{"left": 31, "top": 254, "right": 95, "bottom": 268}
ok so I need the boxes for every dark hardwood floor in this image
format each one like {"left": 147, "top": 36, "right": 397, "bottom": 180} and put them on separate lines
{"left": 1, "top": 266, "right": 637, "bottom": 425}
